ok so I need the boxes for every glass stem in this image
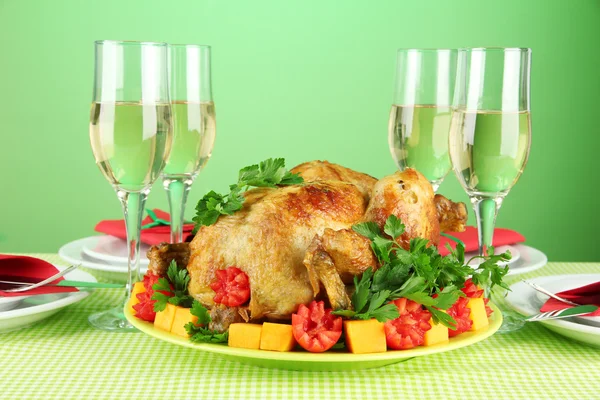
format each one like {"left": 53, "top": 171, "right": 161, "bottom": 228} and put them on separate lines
{"left": 116, "top": 190, "right": 147, "bottom": 301}
{"left": 163, "top": 177, "right": 193, "bottom": 243}
{"left": 471, "top": 196, "right": 503, "bottom": 256}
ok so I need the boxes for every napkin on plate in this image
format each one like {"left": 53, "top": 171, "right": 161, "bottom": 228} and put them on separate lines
{"left": 437, "top": 226, "right": 526, "bottom": 256}
{"left": 0, "top": 255, "right": 78, "bottom": 297}
{"left": 94, "top": 209, "right": 195, "bottom": 246}
{"left": 539, "top": 281, "right": 600, "bottom": 317}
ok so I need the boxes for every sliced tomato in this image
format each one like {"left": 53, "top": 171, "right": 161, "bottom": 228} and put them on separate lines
{"left": 133, "top": 272, "right": 171, "bottom": 322}
{"left": 462, "top": 278, "right": 493, "bottom": 317}
{"left": 447, "top": 296, "right": 472, "bottom": 337}
{"left": 292, "top": 300, "right": 342, "bottom": 353}
{"left": 384, "top": 298, "right": 432, "bottom": 350}
{"left": 210, "top": 266, "right": 250, "bottom": 307}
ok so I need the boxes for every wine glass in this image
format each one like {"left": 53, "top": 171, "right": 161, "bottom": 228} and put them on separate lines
{"left": 89, "top": 40, "right": 172, "bottom": 331}
{"left": 388, "top": 49, "right": 457, "bottom": 192}
{"left": 162, "top": 44, "right": 216, "bottom": 243}
{"left": 449, "top": 47, "right": 532, "bottom": 332}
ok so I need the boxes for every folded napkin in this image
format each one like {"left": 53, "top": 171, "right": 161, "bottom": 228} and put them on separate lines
{"left": 0, "top": 255, "right": 78, "bottom": 297}
{"left": 540, "top": 281, "right": 600, "bottom": 317}
{"left": 95, "top": 209, "right": 195, "bottom": 246}
{"left": 438, "top": 226, "right": 526, "bottom": 256}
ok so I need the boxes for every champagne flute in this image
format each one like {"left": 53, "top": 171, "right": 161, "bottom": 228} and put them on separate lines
{"left": 89, "top": 40, "right": 172, "bottom": 331}
{"left": 162, "top": 44, "right": 216, "bottom": 243}
{"left": 388, "top": 49, "right": 457, "bottom": 192}
{"left": 449, "top": 47, "right": 532, "bottom": 332}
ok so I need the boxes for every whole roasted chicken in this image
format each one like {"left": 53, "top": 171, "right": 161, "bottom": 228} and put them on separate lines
{"left": 148, "top": 161, "right": 467, "bottom": 328}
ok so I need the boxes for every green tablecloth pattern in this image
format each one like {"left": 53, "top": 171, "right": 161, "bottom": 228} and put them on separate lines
{"left": 1, "top": 255, "right": 599, "bottom": 399}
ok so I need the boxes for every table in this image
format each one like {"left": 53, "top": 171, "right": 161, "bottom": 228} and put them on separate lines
{"left": 1, "top": 255, "right": 599, "bottom": 399}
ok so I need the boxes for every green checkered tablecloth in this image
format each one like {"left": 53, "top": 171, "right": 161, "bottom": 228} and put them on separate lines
{"left": 1, "top": 255, "right": 599, "bottom": 400}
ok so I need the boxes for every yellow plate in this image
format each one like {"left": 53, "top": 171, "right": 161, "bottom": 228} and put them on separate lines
{"left": 125, "top": 303, "right": 501, "bottom": 371}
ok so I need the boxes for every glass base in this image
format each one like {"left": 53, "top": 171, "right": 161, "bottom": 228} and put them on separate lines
{"left": 498, "top": 308, "right": 526, "bottom": 333}
{"left": 88, "top": 306, "right": 138, "bottom": 332}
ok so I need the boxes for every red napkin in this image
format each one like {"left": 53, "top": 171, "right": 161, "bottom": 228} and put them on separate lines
{"left": 94, "top": 209, "right": 195, "bottom": 246}
{"left": 0, "top": 255, "right": 78, "bottom": 297}
{"left": 438, "top": 226, "right": 526, "bottom": 256}
{"left": 540, "top": 281, "right": 600, "bottom": 317}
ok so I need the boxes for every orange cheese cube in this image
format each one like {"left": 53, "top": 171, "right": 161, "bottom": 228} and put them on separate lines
{"left": 468, "top": 297, "right": 489, "bottom": 331}
{"left": 424, "top": 318, "right": 449, "bottom": 346}
{"left": 343, "top": 319, "right": 386, "bottom": 354}
{"left": 229, "top": 323, "right": 263, "bottom": 350}
{"left": 170, "top": 307, "right": 199, "bottom": 338}
{"left": 154, "top": 303, "right": 177, "bottom": 332}
{"left": 128, "top": 281, "right": 146, "bottom": 316}
{"left": 259, "top": 322, "right": 296, "bottom": 352}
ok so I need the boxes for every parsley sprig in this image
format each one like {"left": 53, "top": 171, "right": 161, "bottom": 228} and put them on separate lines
{"left": 184, "top": 300, "right": 229, "bottom": 343}
{"left": 333, "top": 215, "right": 510, "bottom": 329}
{"left": 193, "top": 158, "right": 304, "bottom": 229}
{"left": 151, "top": 261, "right": 194, "bottom": 312}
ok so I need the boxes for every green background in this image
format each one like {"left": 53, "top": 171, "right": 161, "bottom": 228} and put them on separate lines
{"left": 0, "top": 0, "right": 598, "bottom": 261}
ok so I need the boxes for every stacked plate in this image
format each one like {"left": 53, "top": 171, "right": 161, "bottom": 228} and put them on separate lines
{"left": 0, "top": 266, "right": 97, "bottom": 333}
{"left": 59, "top": 236, "right": 152, "bottom": 282}
{"left": 506, "top": 274, "right": 600, "bottom": 348}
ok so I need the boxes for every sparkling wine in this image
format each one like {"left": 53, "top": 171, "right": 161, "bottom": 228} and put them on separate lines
{"left": 448, "top": 109, "right": 531, "bottom": 196}
{"left": 89, "top": 102, "right": 172, "bottom": 192}
{"left": 388, "top": 105, "right": 452, "bottom": 186}
{"left": 162, "top": 101, "right": 216, "bottom": 177}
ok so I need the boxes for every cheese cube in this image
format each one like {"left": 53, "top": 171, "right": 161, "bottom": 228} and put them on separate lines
{"left": 154, "top": 303, "right": 177, "bottom": 332}
{"left": 170, "top": 307, "right": 199, "bottom": 338}
{"left": 259, "top": 322, "right": 296, "bottom": 352}
{"left": 424, "top": 318, "right": 449, "bottom": 346}
{"left": 344, "top": 319, "right": 386, "bottom": 354}
{"left": 229, "top": 323, "right": 263, "bottom": 350}
{"left": 468, "top": 297, "right": 489, "bottom": 331}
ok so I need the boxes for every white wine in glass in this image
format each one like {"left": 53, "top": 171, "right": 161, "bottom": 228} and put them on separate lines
{"left": 162, "top": 45, "right": 216, "bottom": 244}
{"left": 388, "top": 49, "right": 457, "bottom": 192}
{"left": 449, "top": 47, "right": 532, "bottom": 333}
{"left": 88, "top": 40, "right": 172, "bottom": 331}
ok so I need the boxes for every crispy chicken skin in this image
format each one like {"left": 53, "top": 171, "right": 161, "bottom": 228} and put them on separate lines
{"left": 148, "top": 161, "right": 468, "bottom": 324}
{"left": 362, "top": 169, "right": 440, "bottom": 249}
{"left": 188, "top": 181, "right": 368, "bottom": 320}
{"left": 290, "top": 160, "right": 377, "bottom": 202}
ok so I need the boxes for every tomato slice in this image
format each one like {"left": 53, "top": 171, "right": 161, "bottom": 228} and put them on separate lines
{"left": 462, "top": 278, "right": 493, "bottom": 317}
{"left": 133, "top": 272, "right": 171, "bottom": 322}
{"left": 447, "top": 296, "right": 472, "bottom": 337}
{"left": 384, "top": 298, "right": 432, "bottom": 350}
{"left": 292, "top": 301, "right": 342, "bottom": 353}
{"left": 210, "top": 266, "right": 250, "bottom": 307}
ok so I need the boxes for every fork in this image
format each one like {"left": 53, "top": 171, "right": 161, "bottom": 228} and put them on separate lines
{"left": 525, "top": 304, "right": 599, "bottom": 322}
{"left": 522, "top": 280, "right": 579, "bottom": 306}
{"left": 1, "top": 265, "right": 79, "bottom": 293}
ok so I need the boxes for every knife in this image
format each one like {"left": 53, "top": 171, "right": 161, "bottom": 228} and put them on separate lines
{"left": 0, "top": 279, "right": 125, "bottom": 289}
{"left": 525, "top": 304, "right": 599, "bottom": 322}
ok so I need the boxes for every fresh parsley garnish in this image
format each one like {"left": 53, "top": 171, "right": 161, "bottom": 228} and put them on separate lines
{"left": 333, "top": 215, "right": 510, "bottom": 329}
{"left": 184, "top": 300, "right": 229, "bottom": 343}
{"left": 193, "top": 158, "right": 304, "bottom": 229}
{"left": 151, "top": 261, "right": 194, "bottom": 312}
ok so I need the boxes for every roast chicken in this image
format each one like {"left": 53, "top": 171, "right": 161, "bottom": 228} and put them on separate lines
{"left": 148, "top": 161, "right": 467, "bottom": 329}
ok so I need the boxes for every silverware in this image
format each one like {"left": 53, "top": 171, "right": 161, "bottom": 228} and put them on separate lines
{"left": 1, "top": 265, "right": 79, "bottom": 293}
{"left": 0, "top": 279, "right": 124, "bottom": 289}
{"left": 525, "top": 304, "right": 598, "bottom": 322}
{"left": 522, "top": 280, "right": 579, "bottom": 306}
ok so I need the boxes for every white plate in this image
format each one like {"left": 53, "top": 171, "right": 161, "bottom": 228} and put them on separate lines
{"left": 466, "top": 244, "right": 546, "bottom": 276}
{"left": 505, "top": 274, "right": 600, "bottom": 348}
{"left": 0, "top": 294, "right": 28, "bottom": 312}
{"left": 530, "top": 275, "right": 600, "bottom": 328}
{"left": 59, "top": 237, "right": 148, "bottom": 283}
{"left": 0, "top": 266, "right": 96, "bottom": 333}
{"left": 465, "top": 245, "right": 521, "bottom": 268}
{"left": 82, "top": 235, "right": 150, "bottom": 266}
